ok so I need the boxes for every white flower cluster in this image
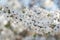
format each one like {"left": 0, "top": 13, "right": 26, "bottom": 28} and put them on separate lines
{"left": 0, "top": 0, "right": 60, "bottom": 40}
{"left": 0, "top": 5, "right": 60, "bottom": 34}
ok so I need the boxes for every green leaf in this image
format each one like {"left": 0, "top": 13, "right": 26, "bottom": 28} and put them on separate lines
{"left": 33, "top": 34, "right": 36, "bottom": 38}
{"left": 5, "top": 21, "right": 11, "bottom": 28}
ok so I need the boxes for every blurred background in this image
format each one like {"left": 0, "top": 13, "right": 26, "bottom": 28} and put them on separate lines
{"left": 0, "top": 0, "right": 60, "bottom": 11}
